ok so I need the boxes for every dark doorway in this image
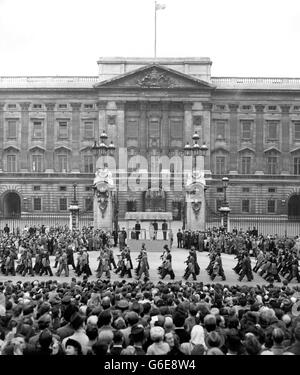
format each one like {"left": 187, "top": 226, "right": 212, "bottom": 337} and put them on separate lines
{"left": 3, "top": 192, "right": 21, "bottom": 218}
{"left": 144, "top": 189, "right": 166, "bottom": 212}
{"left": 288, "top": 194, "right": 300, "bottom": 220}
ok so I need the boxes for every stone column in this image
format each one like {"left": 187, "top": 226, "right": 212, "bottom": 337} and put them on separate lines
{"left": 97, "top": 100, "right": 107, "bottom": 134}
{"left": 280, "top": 105, "right": 291, "bottom": 174}
{"left": 45, "top": 103, "right": 55, "bottom": 172}
{"left": 161, "top": 102, "right": 169, "bottom": 154}
{"left": 0, "top": 102, "right": 5, "bottom": 171}
{"left": 20, "top": 102, "right": 31, "bottom": 171}
{"left": 184, "top": 102, "right": 193, "bottom": 144}
{"left": 254, "top": 105, "right": 265, "bottom": 173}
{"left": 228, "top": 104, "right": 239, "bottom": 172}
{"left": 70, "top": 102, "right": 81, "bottom": 173}
{"left": 201, "top": 102, "right": 212, "bottom": 172}
{"left": 115, "top": 101, "right": 125, "bottom": 148}
{"left": 139, "top": 101, "right": 147, "bottom": 154}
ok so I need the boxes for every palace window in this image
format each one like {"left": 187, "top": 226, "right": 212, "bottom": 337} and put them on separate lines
{"left": 83, "top": 155, "right": 94, "bottom": 173}
{"left": 294, "top": 121, "right": 300, "bottom": 140}
{"left": 83, "top": 121, "right": 94, "bottom": 138}
{"left": 33, "top": 104, "right": 42, "bottom": 109}
{"left": 58, "top": 104, "right": 68, "bottom": 109}
{"left": 241, "top": 120, "right": 252, "bottom": 140}
{"left": 240, "top": 156, "right": 251, "bottom": 174}
{"left": 59, "top": 186, "right": 67, "bottom": 191}
{"left": 170, "top": 118, "right": 183, "bottom": 139}
{"left": 293, "top": 106, "right": 300, "bottom": 111}
{"left": 7, "top": 104, "right": 17, "bottom": 109}
{"left": 242, "top": 187, "right": 250, "bottom": 193}
{"left": 85, "top": 186, "right": 92, "bottom": 191}
{"left": 59, "top": 198, "right": 68, "bottom": 211}
{"left": 242, "top": 199, "right": 250, "bottom": 213}
{"left": 215, "top": 105, "right": 226, "bottom": 110}
{"left": 126, "top": 118, "right": 139, "bottom": 139}
{"left": 58, "top": 121, "right": 68, "bottom": 138}
{"left": 33, "top": 186, "right": 41, "bottom": 191}
{"left": 267, "top": 199, "right": 276, "bottom": 213}
{"left": 267, "top": 155, "right": 278, "bottom": 174}
{"left": 266, "top": 121, "right": 279, "bottom": 141}
{"left": 241, "top": 105, "right": 252, "bottom": 111}
{"left": 215, "top": 121, "right": 226, "bottom": 140}
{"left": 32, "top": 121, "right": 43, "bottom": 138}
{"left": 148, "top": 118, "right": 160, "bottom": 147}
{"left": 127, "top": 200, "right": 137, "bottom": 212}
{"left": 33, "top": 197, "right": 42, "bottom": 211}
{"left": 7, "top": 120, "right": 17, "bottom": 139}
{"left": 215, "top": 156, "right": 226, "bottom": 174}
{"left": 217, "top": 187, "right": 224, "bottom": 193}
{"left": 268, "top": 187, "right": 276, "bottom": 193}
{"left": 57, "top": 154, "right": 68, "bottom": 172}
{"left": 294, "top": 157, "right": 300, "bottom": 175}
{"left": 7, "top": 154, "right": 16, "bottom": 172}
{"left": 85, "top": 198, "right": 93, "bottom": 211}
{"left": 32, "top": 154, "right": 43, "bottom": 172}
{"left": 268, "top": 105, "right": 277, "bottom": 111}
{"left": 84, "top": 104, "right": 94, "bottom": 109}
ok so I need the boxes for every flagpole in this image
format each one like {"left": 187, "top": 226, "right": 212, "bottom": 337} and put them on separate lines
{"left": 154, "top": 1, "right": 157, "bottom": 58}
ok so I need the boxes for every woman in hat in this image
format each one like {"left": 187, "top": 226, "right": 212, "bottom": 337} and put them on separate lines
{"left": 180, "top": 325, "right": 206, "bottom": 355}
{"left": 65, "top": 338, "right": 83, "bottom": 355}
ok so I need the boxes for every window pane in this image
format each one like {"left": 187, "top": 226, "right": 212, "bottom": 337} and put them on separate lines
{"left": 32, "top": 155, "right": 43, "bottom": 172}
{"left": 267, "top": 156, "right": 278, "bottom": 174}
{"left": 33, "top": 198, "right": 41, "bottom": 211}
{"left": 241, "top": 156, "right": 251, "bottom": 174}
{"left": 242, "top": 200, "right": 250, "bottom": 213}
{"left": 83, "top": 155, "right": 94, "bottom": 173}
{"left": 267, "top": 200, "right": 276, "bottom": 213}
{"left": 295, "top": 122, "right": 300, "bottom": 140}
{"left": 58, "top": 155, "right": 68, "bottom": 172}
{"left": 7, "top": 155, "right": 16, "bottom": 172}
{"left": 216, "top": 156, "right": 225, "bottom": 174}
{"left": 33, "top": 122, "right": 43, "bottom": 138}
{"left": 58, "top": 121, "right": 68, "bottom": 138}
{"left": 7, "top": 120, "right": 17, "bottom": 138}
{"left": 241, "top": 121, "right": 251, "bottom": 139}
{"left": 59, "top": 198, "right": 67, "bottom": 211}
{"left": 294, "top": 157, "right": 300, "bottom": 175}
{"left": 84, "top": 121, "right": 94, "bottom": 138}
{"left": 216, "top": 121, "right": 225, "bottom": 139}
{"left": 85, "top": 198, "right": 93, "bottom": 211}
{"left": 126, "top": 119, "right": 138, "bottom": 138}
{"left": 267, "top": 121, "right": 278, "bottom": 140}
{"left": 170, "top": 119, "right": 182, "bottom": 138}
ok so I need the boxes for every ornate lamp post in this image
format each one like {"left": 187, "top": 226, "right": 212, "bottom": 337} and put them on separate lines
{"left": 69, "top": 183, "right": 79, "bottom": 230}
{"left": 182, "top": 131, "right": 208, "bottom": 229}
{"left": 218, "top": 176, "right": 231, "bottom": 232}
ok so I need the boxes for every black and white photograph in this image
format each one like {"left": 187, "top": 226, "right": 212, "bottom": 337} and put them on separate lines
{"left": 0, "top": 0, "right": 299, "bottom": 361}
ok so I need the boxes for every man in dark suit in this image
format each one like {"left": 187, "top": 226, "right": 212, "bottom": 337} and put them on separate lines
{"left": 177, "top": 229, "right": 183, "bottom": 248}
{"left": 135, "top": 221, "right": 141, "bottom": 240}
{"left": 162, "top": 220, "right": 168, "bottom": 240}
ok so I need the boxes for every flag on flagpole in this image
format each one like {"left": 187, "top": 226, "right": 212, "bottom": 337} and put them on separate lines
{"left": 155, "top": 2, "right": 166, "bottom": 10}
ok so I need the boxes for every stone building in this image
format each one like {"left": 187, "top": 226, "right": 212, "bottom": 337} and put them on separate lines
{"left": 0, "top": 57, "right": 300, "bottom": 224}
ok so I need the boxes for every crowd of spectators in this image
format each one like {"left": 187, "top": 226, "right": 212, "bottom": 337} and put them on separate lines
{"left": 0, "top": 277, "right": 300, "bottom": 355}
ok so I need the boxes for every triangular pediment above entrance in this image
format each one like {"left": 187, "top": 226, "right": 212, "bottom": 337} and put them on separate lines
{"left": 94, "top": 64, "right": 216, "bottom": 90}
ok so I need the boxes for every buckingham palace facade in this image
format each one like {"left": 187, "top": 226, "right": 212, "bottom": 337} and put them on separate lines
{"left": 0, "top": 57, "right": 300, "bottom": 222}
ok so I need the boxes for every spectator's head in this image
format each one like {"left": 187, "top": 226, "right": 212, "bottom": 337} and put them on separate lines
{"left": 65, "top": 338, "right": 82, "bottom": 355}
{"left": 244, "top": 333, "right": 261, "bottom": 355}
{"left": 150, "top": 326, "right": 165, "bottom": 343}
{"left": 120, "top": 346, "right": 137, "bottom": 355}
{"left": 130, "top": 324, "right": 145, "bottom": 344}
{"left": 204, "top": 314, "right": 217, "bottom": 332}
{"left": 173, "top": 312, "right": 185, "bottom": 328}
{"left": 92, "top": 341, "right": 108, "bottom": 355}
{"left": 112, "top": 330, "right": 124, "bottom": 345}
{"left": 272, "top": 327, "right": 284, "bottom": 345}
{"left": 97, "top": 310, "right": 112, "bottom": 328}
{"left": 86, "top": 326, "right": 98, "bottom": 342}
{"left": 70, "top": 313, "right": 85, "bottom": 331}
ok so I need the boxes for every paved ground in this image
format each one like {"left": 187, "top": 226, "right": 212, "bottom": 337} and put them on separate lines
{"left": 0, "top": 247, "right": 298, "bottom": 286}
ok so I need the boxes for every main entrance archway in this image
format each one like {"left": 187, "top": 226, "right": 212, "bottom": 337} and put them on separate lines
{"left": 288, "top": 194, "right": 300, "bottom": 219}
{"left": 3, "top": 192, "right": 21, "bottom": 218}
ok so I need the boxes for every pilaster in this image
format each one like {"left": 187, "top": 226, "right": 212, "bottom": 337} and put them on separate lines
{"left": 280, "top": 105, "right": 291, "bottom": 174}
{"left": 70, "top": 102, "right": 81, "bottom": 173}
{"left": 20, "top": 102, "right": 31, "bottom": 171}
{"left": 228, "top": 103, "right": 239, "bottom": 172}
{"left": 45, "top": 103, "right": 55, "bottom": 172}
{"left": 255, "top": 104, "right": 265, "bottom": 173}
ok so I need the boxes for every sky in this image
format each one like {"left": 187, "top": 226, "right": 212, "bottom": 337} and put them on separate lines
{"left": 0, "top": 0, "right": 300, "bottom": 77}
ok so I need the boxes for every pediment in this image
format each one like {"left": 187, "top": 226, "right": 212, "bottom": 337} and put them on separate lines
{"left": 94, "top": 64, "right": 215, "bottom": 90}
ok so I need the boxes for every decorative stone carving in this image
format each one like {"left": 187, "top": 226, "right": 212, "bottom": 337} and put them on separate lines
{"left": 280, "top": 105, "right": 290, "bottom": 114}
{"left": 70, "top": 102, "right": 81, "bottom": 111}
{"left": 45, "top": 103, "right": 56, "bottom": 111}
{"left": 20, "top": 102, "right": 31, "bottom": 111}
{"left": 255, "top": 104, "right": 265, "bottom": 113}
{"left": 137, "top": 68, "right": 174, "bottom": 88}
{"left": 107, "top": 115, "right": 116, "bottom": 125}
{"left": 228, "top": 104, "right": 239, "bottom": 112}
{"left": 92, "top": 168, "right": 114, "bottom": 219}
{"left": 202, "top": 102, "right": 213, "bottom": 111}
